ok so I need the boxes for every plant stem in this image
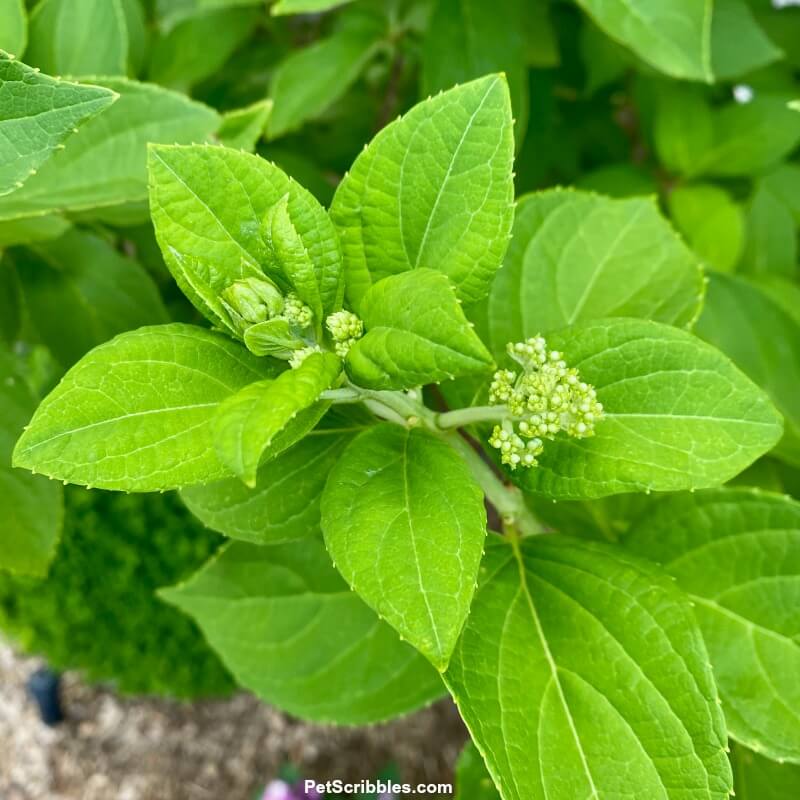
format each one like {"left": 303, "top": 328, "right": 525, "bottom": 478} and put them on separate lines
{"left": 321, "top": 387, "right": 361, "bottom": 403}
{"left": 435, "top": 405, "right": 508, "bottom": 429}
{"left": 443, "top": 432, "right": 542, "bottom": 537}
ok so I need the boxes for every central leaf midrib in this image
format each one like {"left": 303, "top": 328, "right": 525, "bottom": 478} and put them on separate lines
{"left": 401, "top": 432, "right": 444, "bottom": 661}
{"left": 509, "top": 537, "right": 600, "bottom": 798}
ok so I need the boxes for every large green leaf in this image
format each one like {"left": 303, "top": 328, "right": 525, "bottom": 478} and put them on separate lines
{"left": 346, "top": 269, "right": 494, "bottom": 390}
{"left": 213, "top": 352, "right": 341, "bottom": 487}
{"left": 0, "top": 1, "right": 26, "bottom": 56}
{"left": 148, "top": 144, "right": 342, "bottom": 332}
{"left": 13, "top": 324, "right": 276, "bottom": 491}
{"left": 26, "top": 0, "right": 129, "bottom": 76}
{"left": 0, "top": 78, "right": 219, "bottom": 219}
{"left": 486, "top": 190, "right": 704, "bottom": 357}
{"left": 267, "top": 9, "right": 384, "bottom": 139}
{"left": 321, "top": 424, "right": 487, "bottom": 669}
{"left": 161, "top": 538, "right": 445, "bottom": 724}
{"left": 517, "top": 318, "right": 783, "bottom": 499}
{"left": 0, "top": 54, "right": 116, "bottom": 196}
{"left": 0, "top": 348, "right": 62, "bottom": 576}
{"left": 330, "top": 75, "right": 514, "bottom": 308}
{"left": 14, "top": 228, "right": 168, "bottom": 368}
{"left": 182, "top": 409, "right": 366, "bottom": 544}
{"left": 711, "top": 0, "right": 782, "bottom": 80}
{"left": 421, "top": 0, "right": 528, "bottom": 140}
{"left": 625, "top": 489, "right": 800, "bottom": 762}
{"left": 574, "top": 0, "right": 713, "bottom": 82}
{"left": 696, "top": 273, "right": 800, "bottom": 467}
{"left": 445, "top": 534, "right": 732, "bottom": 800}
{"left": 732, "top": 744, "right": 800, "bottom": 799}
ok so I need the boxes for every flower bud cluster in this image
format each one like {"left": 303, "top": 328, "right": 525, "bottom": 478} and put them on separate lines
{"left": 283, "top": 293, "right": 314, "bottom": 329}
{"left": 289, "top": 344, "right": 322, "bottom": 369}
{"left": 488, "top": 336, "right": 604, "bottom": 469}
{"left": 325, "top": 310, "right": 364, "bottom": 358}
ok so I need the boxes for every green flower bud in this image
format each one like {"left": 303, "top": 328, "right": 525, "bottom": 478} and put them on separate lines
{"left": 283, "top": 293, "right": 314, "bottom": 329}
{"left": 487, "top": 335, "right": 604, "bottom": 470}
{"left": 221, "top": 277, "right": 284, "bottom": 329}
{"left": 325, "top": 310, "right": 364, "bottom": 358}
{"left": 289, "top": 344, "right": 322, "bottom": 369}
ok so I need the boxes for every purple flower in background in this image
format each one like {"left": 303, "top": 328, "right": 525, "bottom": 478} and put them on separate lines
{"left": 262, "top": 781, "right": 294, "bottom": 800}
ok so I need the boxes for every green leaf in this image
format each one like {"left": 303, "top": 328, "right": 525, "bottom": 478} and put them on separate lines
{"left": 321, "top": 424, "right": 487, "bottom": 669}
{"left": 711, "top": 0, "right": 782, "bottom": 80}
{"left": 213, "top": 352, "right": 341, "bottom": 487}
{"left": 26, "top": 0, "right": 129, "bottom": 77}
{"left": 13, "top": 228, "right": 168, "bottom": 368}
{"left": 657, "top": 90, "right": 800, "bottom": 179}
{"left": 574, "top": 0, "right": 713, "bottom": 82}
{"left": 732, "top": 744, "right": 800, "bottom": 799}
{"left": 346, "top": 269, "right": 494, "bottom": 391}
{"left": 455, "top": 741, "right": 500, "bottom": 800}
{"left": 0, "top": 347, "right": 62, "bottom": 576}
{"left": 580, "top": 18, "right": 633, "bottom": 95}
{"left": 242, "top": 319, "right": 303, "bottom": 359}
{"left": 741, "top": 165, "right": 800, "bottom": 278}
{"left": 444, "top": 534, "right": 732, "bottom": 800}
{"left": 696, "top": 273, "right": 800, "bottom": 467}
{"left": 13, "top": 324, "right": 276, "bottom": 491}
{"left": 216, "top": 99, "right": 272, "bottom": 152}
{"left": 330, "top": 75, "right": 514, "bottom": 308}
{"left": 263, "top": 194, "right": 323, "bottom": 321}
{"left": 267, "top": 9, "right": 384, "bottom": 139}
{"left": 120, "top": 0, "right": 147, "bottom": 75}
{"left": 155, "top": 0, "right": 261, "bottom": 29}
{"left": 653, "top": 83, "right": 714, "bottom": 177}
{"left": 625, "top": 489, "right": 800, "bottom": 763}
{"left": 147, "top": 7, "right": 257, "bottom": 89}
{"left": 0, "top": 0, "right": 27, "bottom": 56}
{"left": 271, "top": 0, "right": 355, "bottom": 14}
{"left": 0, "top": 257, "right": 21, "bottom": 344}
{"left": 576, "top": 164, "right": 658, "bottom": 198}
{"left": 161, "top": 538, "right": 445, "bottom": 724}
{"left": 517, "top": 317, "right": 783, "bottom": 499}
{"left": 0, "top": 78, "right": 219, "bottom": 219}
{"left": 486, "top": 190, "right": 704, "bottom": 357}
{"left": 0, "top": 54, "right": 116, "bottom": 197}
{"left": 0, "top": 214, "right": 69, "bottom": 247}
{"left": 147, "top": 144, "right": 342, "bottom": 333}
{"left": 182, "top": 409, "right": 366, "bottom": 544}
{"left": 700, "top": 94, "right": 800, "bottom": 177}
{"left": 421, "top": 0, "right": 528, "bottom": 141}
{"left": 668, "top": 184, "right": 745, "bottom": 272}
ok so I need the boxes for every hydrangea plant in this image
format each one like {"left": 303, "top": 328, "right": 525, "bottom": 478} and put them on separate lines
{"left": 8, "top": 69, "right": 792, "bottom": 800}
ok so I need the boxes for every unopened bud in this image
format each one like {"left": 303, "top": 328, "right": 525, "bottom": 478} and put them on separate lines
{"left": 221, "top": 276, "right": 284, "bottom": 327}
